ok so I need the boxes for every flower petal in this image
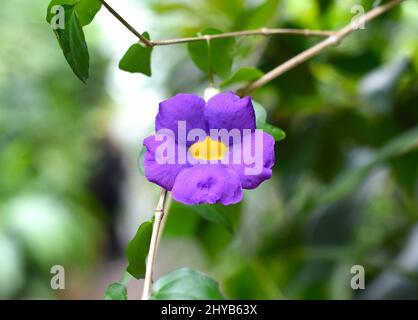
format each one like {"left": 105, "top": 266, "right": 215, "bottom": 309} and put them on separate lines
{"left": 205, "top": 92, "right": 256, "bottom": 132}
{"left": 143, "top": 135, "right": 190, "bottom": 190}
{"left": 171, "top": 165, "right": 243, "bottom": 205}
{"left": 156, "top": 93, "right": 207, "bottom": 143}
{"left": 227, "top": 131, "right": 275, "bottom": 189}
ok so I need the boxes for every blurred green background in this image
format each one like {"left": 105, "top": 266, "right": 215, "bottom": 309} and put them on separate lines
{"left": 0, "top": 0, "right": 417, "bottom": 299}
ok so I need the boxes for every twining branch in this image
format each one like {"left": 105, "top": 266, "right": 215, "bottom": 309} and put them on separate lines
{"left": 98, "top": 0, "right": 153, "bottom": 46}
{"left": 238, "top": 0, "right": 404, "bottom": 95}
{"left": 150, "top": 28, "right": 334, "bottom": 45}
{"left": 141, "top": 189, "right": 171, "bottom": 300}
{"left": 99, "top": 0, "right": 403, "bottom": 89}
{"left": 99, "top": 0, "right": 334, "bottom": 47}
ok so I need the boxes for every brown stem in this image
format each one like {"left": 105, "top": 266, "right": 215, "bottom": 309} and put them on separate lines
{"left": 98, "top": 0, "right": 153, "bottom": 47}
{"left": 238, "top": 0, "right": 404, "bottom": 96}
{"left": 141, "top": 189, "right": 170, "bottom": 300}
{"left": 151, "top": 28, "right": 335, "bottom": 46}
{"left": 98, "top": 1, "right": 335, "bottom": 47}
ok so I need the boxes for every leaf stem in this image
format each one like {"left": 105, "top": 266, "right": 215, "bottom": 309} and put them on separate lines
{"left": 98, "top": 1, "right": 334, "bottom": 47}
{"left": 98, "top": 0, "right": 153, "bottom": 47}
{"left": 141, "top": 189, "right": 171, "bottom": 300}
{"left": 238, "top": 0, "right": 404, "bottom": 95}
{"left": 151, "top": 28, "right": 335, "bottom": 46}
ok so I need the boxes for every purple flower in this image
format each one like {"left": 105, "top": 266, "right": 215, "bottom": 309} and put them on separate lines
{"left": 143, "top": 92, "right": 275, "bottom": 205}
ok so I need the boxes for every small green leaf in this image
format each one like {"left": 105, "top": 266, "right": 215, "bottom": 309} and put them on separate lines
{"left": 104, "top": 283, "right": 128, "bottom": 300}
{"left": 190, "top": 204, "right": 235, "bottom": 232}
{"left": 187, "top": 28, "right": 235, "bottom": 79}
{"left": 46, "top": 0, "right": 101, "bottom": 26}
{"left": 246, "top": 0, "right": 280, "bottom": 29}
{"left": 119, "top": 33, "right": 153, "bottom": 76}
{"left": 74, "top": 0, "right": 102, "bottom": 26}
{"left": 252, "top": 100, "right": 267, "bottom": 127}
{"left": 252, "top": 100, "right": 286, "bottom": 141}
{"left": 260, "top": 122, "right": 286, "bottom": 141}
{"left": 151, "top": 268, "right": 225, "bottom": 300}
{"left": 54, "top": 5, "right": 90, "bottom": 82}
{"left": 126, "top": 220, "right": 153, "bottom": 279}
{"left": 220, "top": 67, "right": 264, "bottom": 88}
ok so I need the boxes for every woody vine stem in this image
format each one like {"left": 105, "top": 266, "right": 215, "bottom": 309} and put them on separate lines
{"left": 141, "top": 189, "right": 171, "bottom": 300}
{"left": 97, "top": 0, "right": 404, "bottom": 299}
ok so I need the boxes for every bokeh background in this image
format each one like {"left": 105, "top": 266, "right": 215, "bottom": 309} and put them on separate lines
{"left": 1, "top": 0, "right": 417, "bottom": 299}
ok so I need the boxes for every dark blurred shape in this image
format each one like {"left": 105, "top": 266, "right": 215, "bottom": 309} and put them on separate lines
{"left": 88, "top": 138, "right": 125, "bottom": 258}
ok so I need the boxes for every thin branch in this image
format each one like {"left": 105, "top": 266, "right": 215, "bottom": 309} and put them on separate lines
{"left": 156, "top": 193, "right": 172, "bottom": 249}
{"left": 98, "top": 0, "right": 334, "bottom": 47}
{"left": 141, "top": 189, "right": 170, "bottom": 300}
{"left": 150, "top": 28, "right": 335, "bottom": 46}
{"left": 98, "top": 0, "right": 153, "bottom": 47}
{"left": 238, "top": 0, "right": 404, "bottom": 96}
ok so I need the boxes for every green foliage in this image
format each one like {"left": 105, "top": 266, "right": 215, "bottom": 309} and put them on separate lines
{"left": 318, "top": 126, "right": 418, "bottom": 206}
{"left": 151, "top": 268, "right": 224, "bottom": 300}
{"left": 220, "top": 67, "right": 264, "bottom": 88}
{"left": 73, "top": 0, "right": 102, "bottom": 26}
{"left": 245, "top": 0, "right": 280, "bottom": 29}
{"left": 104, "top": 283, "right": 128, "bottom": 300}
{"left": 260, "top": 122, "right": 286, "bottom": 141}
{"left": 46, "top": 0, "right": 101, "bottom": 82}
{"left": 253, "top": 100, "right": 286, "bottom": 141}
{"left": 187, "top": 28, "right": 235, "bottom": 79}
{"left": 53, "top": 5, "right": 89, "bottom": 82}
{"left": 126, "top": 220, "right": 153, "bottom": 279}
{"left": 147, "top": 0, "right": 418, "bottom": 300}
{"left": 24, "top": 0, "right": 418, "bottom": 300}
{"left": 359, "top": 57, "right": 410, "bottom": 114}
{"left": 46, "top": 0, "right": 101, "bottom": 27}
{"left": 119, "top": 33, "right": 153, "bottom": 76}
{"left": 187, "top": 203, "right": 235, "bottom": 232}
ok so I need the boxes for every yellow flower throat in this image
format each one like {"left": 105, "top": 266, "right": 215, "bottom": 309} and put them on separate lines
{"left": 188, "top": 136, "right": 228, "bottom": 161}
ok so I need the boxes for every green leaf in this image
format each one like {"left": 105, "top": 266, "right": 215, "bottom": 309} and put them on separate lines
{"left": 252, "top": 99, "right": 267, "bottom": 127}
{"left": 119, "top": 33, "right": 153, "bottom": 76}
{"left": 252, "top": 100, "right": 286, "bottom": 141}
{"left": 260, "top": 122, "right": 286, "bottom": 141}
{"left": 220, "top": 67, "right": 264, "bottom": 89}
{"left": 46, "top": 0, "right": 102, "bottom": 26}
{"left": 246, "top": 0, "right": 280, "bottom": 29}
{"left": 189, "top": 204, "right": 235, "bottom": 232}
{"left": 74, "top": 0, "right": 102, "bottom": 26}
{"left": 187, "top": 28, "right": 235, "bottom": 79}
{"left": 126, "top": 220, "right": 153, "bottom": 279}
{"left": 104, "top": 283, "right": 128, "bottom": 300}
{"left": 54, "top": 5, "right": 90, "bottom": 83}
{"left": 151, "top": 268, "right": 225, "bottom": 300}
